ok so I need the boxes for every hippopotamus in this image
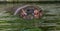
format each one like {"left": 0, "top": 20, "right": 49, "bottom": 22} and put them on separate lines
{"left": 7, "top": 5, "right": 43, "bottom": 19}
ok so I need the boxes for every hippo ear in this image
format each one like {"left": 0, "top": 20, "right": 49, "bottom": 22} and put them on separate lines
{"left": 38, "top": 8, "right": 43, "bottom": 18}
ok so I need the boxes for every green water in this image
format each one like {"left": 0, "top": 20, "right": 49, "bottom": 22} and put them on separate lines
{"left": 0, "top": 3, "right": 60, "bottom": 31}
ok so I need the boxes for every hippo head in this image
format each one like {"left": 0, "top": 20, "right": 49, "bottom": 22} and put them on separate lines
{"left": 13, "top": 5, "right": 43, "bottom": 20}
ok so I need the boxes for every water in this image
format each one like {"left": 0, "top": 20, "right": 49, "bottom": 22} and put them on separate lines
{"left": 0, "top": 3, "right": 60, "bottom": 31}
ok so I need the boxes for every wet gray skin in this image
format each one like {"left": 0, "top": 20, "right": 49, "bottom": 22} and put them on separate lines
{"left": 26, "top": 9, "right": 34, "bottom": 19}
